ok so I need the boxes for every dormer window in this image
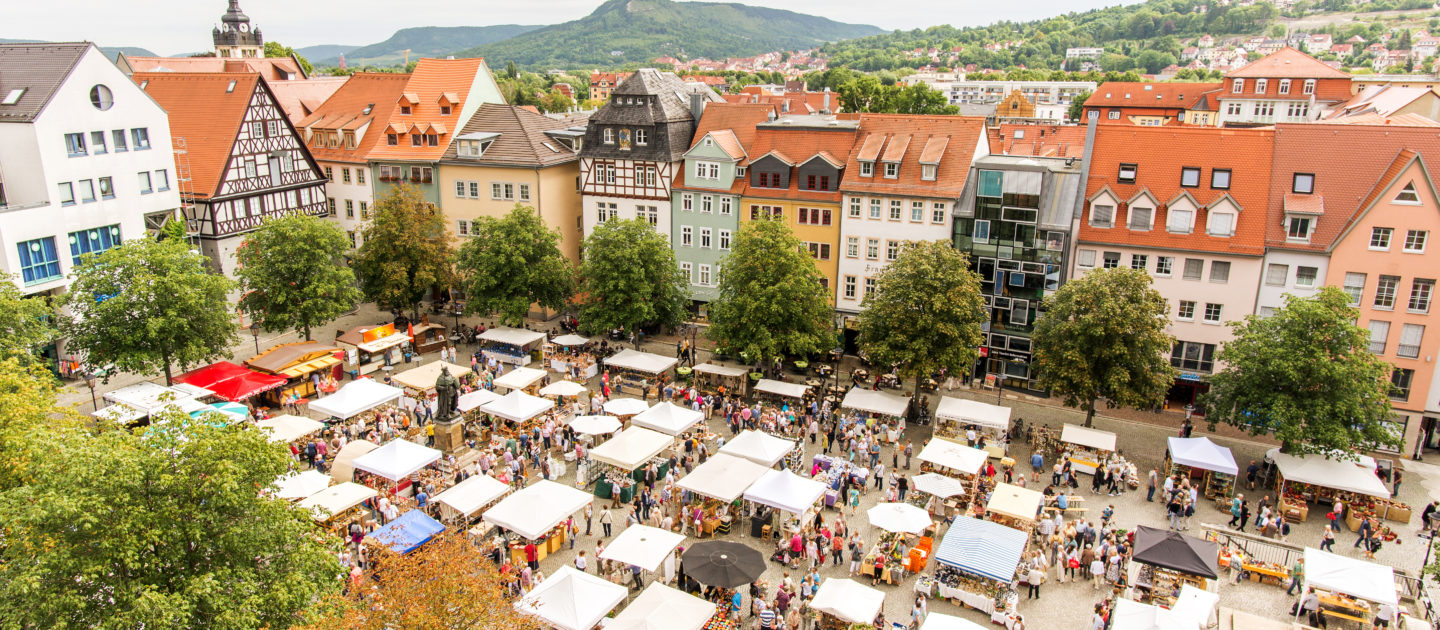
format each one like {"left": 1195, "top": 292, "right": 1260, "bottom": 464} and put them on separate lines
{"left": 1255, "top": 79, "right": 1268, "bottom": 94}
{"left": 400, "top": 105, "right": 412, "bottom": 115}
{"left": 411, "top": 134, "right": 422, "bottom": 147}
{"left": 1090, "top": 204, "right": 1115, "bottom": 228}
{"left": 1232, "top": 79, "right": 1244, "bottom": 93}
{"left": 343, "top": 132, "right": 356, "bottom": 149}
{"left": 1118, "top": 163, "right": 1137, "bottom": 183}
{"left": 1128, "top": 206, "right": 1154, "bottom": 231}
{"left": 1167, "top": 208, "right": 1194, "bottom": 234}
{"left": 859, "top": 161, "right": 874, "bottom": 177}
{"left": 883, "top": 162, "right": 898, "bottom": 178}
{"left": 603, "top": 128, "right": 614, "bottom": 144}
{"left": 703, "top": 137, "right": 713, "bottom": 147}
{"left": 1292, "top": 173, "right": 1314, "bottom": 194}
{"left": 921, "top": 164, "right": 937, "bottom": 181}
{"left": 635, "top": 128, "right": 648, "bottom": 145}
{"left": 440, "top": 105, "right": 451, "bottom": 115}
{"left": 387, "top": 133, "right": 398, "bottom": 146}
{"left": 1303, "top": 79, "right": 1316, "bottom": 95}
{"left": 1207, "top": 210, "right": 1235, "bottom": 236}
{"left": 1278, "top": 79, "right": 1291, "bottom": 95}
{"left": 1286, "top": 215, "right": 1313, "bottom": 241}
{"left": 424, "top": 134, "right": 439, "bottom": 147}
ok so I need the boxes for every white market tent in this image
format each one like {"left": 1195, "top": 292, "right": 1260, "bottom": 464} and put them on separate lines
{"left": 483, "top": 480, "right": 595, "bottom": 540}
{"left": 868, "top": 502, "right": 933, "bottom": 534}
{"left": 692, "top": 363, "right": 749, "bottom": 378}
{"left": 841, "top": 387, "right": 911, "bottom": 418}
{"left": 631, "top": 402, "right": 704, "bottom": 436}
{"left": 755, "top": 379, "right": 810, "bottom": 399}
{"left": 480, "top": 389, "right": 556, "bottom": 423}
{"left": 1110, "top": 585, "right": 1218, "bottom": 630}
{"left": 540, "top": 380, "right": 588, "bottom": 397}
{"left": 718, "top": 430, "right": 797, "bottom": 467}
{"left": 255, "top": 414, "right": 325, "bottom": 443}
{"left": 935, "top": 397, "right": 1012, "bottom": 431}
{"left": 919, "top": 613, "right": 988, "bottom": 630}
{"left": 457, "top": 388, "right": 502, "bottom": 413}
{"left": 1168, "top": 437, "right": 1239, "bottom": 476}
{"left": 599, "top": 524, "right": 685, "bottom": 572}
{"left": 272, "top": 469, "right": 332, "bottom": 500}
{"left": 911, "top": 473, "right": 967, "bottom": 498}
{"left": 677, "top": 453, "right": 771, "bottom": 503}
{"left": 351, "top": 439, "right": 442, "bottom": 481}
{"left": 810, "top": 578, "right": 886, "bottom": 625}
{"left": 434, "top": 474, "right": 512, "bottom": 522}
{"left": 607, "top": 349, "right": 678, "bottom": 375}
{"left": 743, "top": 468, "right": 827, "bottom": 514}
{"left": 515, "top": 565, "right": 627, "bottom": 630}
{"left": 494, "top": 366, "right": 547, "bottom": 391}
{"left": 570, "top": 415, "right": 622, "bottom": 436}
{"left": 588, "top": 426, "right": 673, "bottom": 470}
{"left": 392, "top": 361, "right": 473, "bottom": 392}
{"left": 310, "top": 379, "right": 403, "bottom": 419}
{"left": 551, "top": 334, "right": 590, "bottom": 347}
{"left": 101, "top": 382, "right": 208, "bottom": 415}
{"left": 918, "top": 439, "right": 988, "bottom": 475}
{"left": 480, "top": 327, "right": 547, "bottom": 347}
{"left": 1269, "top": 449, "right": 1390, "bottom": 498}
{"left": 329, "top": 439, "right": 379, "bottom": 483}
{"left": 1061, "top": 424, "right": 1117, "bottom": 452}
{"left": 987, "top": 482, "right": 1043, "bottom": 522}
{"left": 602, "top": 397, "right": 650, "bottom": 416}
{"left": 298, "top": 481, "right": 377, "bottom": 520}
{"left": 607, "top": 583, "right": 716, "bottom": 630}
{"left": 1304, "top": 547, "right": 1399, "bottom": 607}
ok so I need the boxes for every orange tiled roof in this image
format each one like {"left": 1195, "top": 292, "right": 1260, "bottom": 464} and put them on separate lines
{"left": 134, "top": 72, "right": 261, "bottom": 199}
{"left": 840, "top": 114, "right": 986, "bottom": 198}
{"left": 1339, "top": 149, "right": 1421, "bottom": 246}
{"left": 1323, "top": 112, "right": 1440, "bottom": 127}
{"left": 689, "top": 102, "right": 777, "bottom": 157}
{"left": 367, "top": 57, "right": 493, "bottom": 162}
{"left": 1084, "top": 82, "right": 1222, "bottom": 108}
{"left": 1227, "top": 47, "right": 1350, "bottom": 79}
{"left": 122, "top": 55, "right": 305, "bottom": 80}
{"left": 988, "top": 123, "right": 1085, "bottom": 158}
{"left": 1080, "top": 126, "right": 1275, "bottom": 257}
{"left": 740, "top": 121, "right": 860, "bottom": 202}
{"left": 299, "top": 73, "right": 412, "bottom": 165}
{"left": 265, "top": 77, "right": 348, "bottom": 123}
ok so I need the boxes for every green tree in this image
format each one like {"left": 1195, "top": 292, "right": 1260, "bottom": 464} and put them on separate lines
{"left": 0, "top": 358, "right": 77, "bottom": 492}
{"left": 856, "top": 240, "right": 986, "bottom": 402}
{"left": 575, "top": 218, "right": 687, "bottom": 343}
{"left": 708, "top": 218, "right": 833, "bottom": 366}
{"left": 1031, "top": 268, "right": 1177, "bottom": 427}
{"left": 538, "top": 88, "right": 576, "bottom": 114}
{"left": 0, "top": 274, "right": 57, "bottom": 366}
{"left": 1201, "top": 287, "right": 1399, "bottom": 456}
{"left": 263, "top": 41, "right": 314, "bottom": 75}
{"left": 62, "top": 236, "right": 236, "bottom": 385}
{"left": 353, "top": 184, "right": 455, "bottom": 320}
{"left": 892, "top": 82, "right": 961, "bottom": 114}
{"left": 1068, "top": 90, "right": 1091, "bottom": 121}
{"left": 0, "top": 412, "right": 339, "bottom": 629}
{"left": 236, "top": 214, "right": 362, "bottom": 341}
{"left": 455, "top": 204, "right": 574, "bottom": 327}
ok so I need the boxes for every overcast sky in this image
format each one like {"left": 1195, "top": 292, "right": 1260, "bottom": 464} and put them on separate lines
{"left": 5, "top": 0, "right": 1122, "bottom": 55}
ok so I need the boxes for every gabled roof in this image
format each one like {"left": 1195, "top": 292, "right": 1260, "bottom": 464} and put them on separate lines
{"left": 1166, "top": 189, "right": 1201, "bottom": 209}
{"left": 803, "top": 151, "right": 845, "bottom": 168}
{"left": 266, "top": 77, "right": 348, "bottom": 123}
{"left": 1328, "top": 85, "right": 1438, "bottom": 119}
{"left": 367, "top": 57, "right": 495, "bottom": 162}
{"left": 988, "top": 123, "right": 1086, "bottom": 158}
{"left": 1127, "top": 188, "right": 1160, "bottom": 207}
{"left": 119, "top": 53, "right": 307, "bottom": 81}
{"left": 689, "top": 102, "right": 776, "bottom": 155}
{"left": 439, "top": 102, "right": 580, "bottom": 167}
{"left": 134, "top": 72, "right": 261, "bottom": 199}
{"left": 594, "top": 68, "right": 722, "bottom": 125}
{"left": 300, "top": 73, "right": 412, "bottom": 165}
{"left": 736, "top": 116, "right": 861, "bottom": 202}
{"left": 702, "top": 129, "right": 747, "bottom": 160}
{"left": 0, "top": 42, "right": 91, "bottom": 122}
{"left": 1332, "top": 149, "right": 1424, "bottom": 250}
{"left": 1084, "top": 81, "right": 1222, "bottom": 109}
{"left": 840, "top": 114, "right": 987, "bottom": 198}
{"left": 1227, "top": 47, "right": 1350, "bottom": 79}
{"left": 753, "top": 149, "right": 795, "bottom": 166}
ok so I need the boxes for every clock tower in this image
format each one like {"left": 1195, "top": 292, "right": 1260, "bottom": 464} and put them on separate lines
{"left": 213, "top": 0, "right": 263, "bottom": 58}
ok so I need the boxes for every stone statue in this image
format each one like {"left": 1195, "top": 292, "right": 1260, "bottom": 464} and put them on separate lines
{"left": 434, "top": 365, "right": 460, "bottom": 421}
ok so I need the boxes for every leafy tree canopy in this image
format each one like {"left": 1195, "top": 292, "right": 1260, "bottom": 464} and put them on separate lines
{"left": 263, "top": 41, "right": 314, "bottom": 75}
{"left": 236, "top": 214, "right": 363, "bottom": 341}
{"left": 575, "top": 218, "right": 688, "bottom": 340}
{"left": 708, "top": 218, "right": 834, "bottom": 363}
{"left": 0, "top": 273, "right": 57, "bottom": 366}
{"left": 352, "top": 184, "right": 456, "bottom": 319}
{"left": 456, "top": 204, "right": 575, "bottom": 327}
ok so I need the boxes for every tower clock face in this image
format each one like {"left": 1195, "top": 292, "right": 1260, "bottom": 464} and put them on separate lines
{"left": 239, "top": 24, "right": 248, "bottom": 32}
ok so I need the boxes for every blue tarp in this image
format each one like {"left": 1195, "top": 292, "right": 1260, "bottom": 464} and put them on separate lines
{"left": 366, "top": 510, "right": 445, "bottom": 554}
{"left": 935, "top": 516, "right": 1027, "bottom": 583}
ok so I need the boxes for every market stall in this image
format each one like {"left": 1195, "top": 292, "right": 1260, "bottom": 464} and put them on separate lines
{"left": 479, "top": 327, "right": 546, "bottom": 366}
{"left": 599, "top": 524, "right": 685, "bottom": 583}
{"left": 539, "top": 380, "right": 588, "bottom": 398}
{"left": 910, "top": 472, "right": 968, "bottom": 515}
{"left": 515, "top": 565, "right": 627, "bottom": 630}
{"left": 569, "top": 415, "right": 621, "bottom": 438}
{"left": 329, "top": 439, "right": 379, "bottom": 483}
{"left": 1302, "top": 548, "right": 1403, "bottom": 628}
{"left": 1112, "top": 585, "right": 1218, "bottom": 630}
{"left": 754, "top": 379, "right": 810, "bottom": 403}
{"left": 392, "top": 361, "right": 473, "bottom": 394}
{"left": 692, "top": 363, "right": 749, "bottom": 395}
{"left": 96, "top": 382, "right": 209, "bottom": 425}
{"left": 810, "top": 578, "right": 886, "bottom": 630}
{"left": 602, "top": 397, "right": 651, "bottom": 417}
{"left": 255, "top": 414, "right": 325, "bottom": 443}
{"left": 632, "top": 401, "right": 704, "bottom": 436}
{"left": 917, "top": 439, "right": 987, "bottom": 505}
{"left": 808, "top": 454, "right": 872, "bottom": 510}
{"left": 1127, "top": 526, "right": 1220, "bottom": 607}
{"left": 605, "top": 348, "right": 679, "bottom": 377}
{"left": 351, "top": 439, "right": 442, "bottom": 483}
{"left": 479, "top": 390, "right": 556, "bottom": 436}
{"left": 173, "top": 361, "right": 288, "bottom": 404}
{"left": 1166, "top": 437, "right": 1238, "bottom": 501}
{"left": 244, "top": 341, "right": 342, "bottom": 401}
{"left": 607, "top": 583, "right": 716, "bottom": 630}
{"left": 548, "top": 334, "right": 598, "bottom": 379}
{"left": 272, "top": 469, "right": 332, "bottom": 500}
{"left": 335, "top": 323, "right": 412, "bottom": 376}
{"left": 718, "top": 430, "right": 798, "bottom": 468}
{"left": 482, "top": 480, "right": 594, "bottom": 562}
{"left": 493, "top": 366, "right": 547, "bottom": 393}
{"left": 863, "top": 503, "right": 934, "bottom": 585}
{"left": 742, "top": 468, "right": 826, "bottom": 540}
{"left": 298, "top": 481, "right": 377, "bottom": 522}
{"left": 841, "top": 387, "right": 911, "bottom": 443}
{"left": 675, "top": 453, "right": 770, "bottom": 536}
{"left": 309, "top": 378, "right": 404, "bottom": 421}
{"left": 984, "top": 483, "right": 1043, "bottom": 533}
{"left": 1060, "top": 424, "right": 1117, "bottom": 475}
{"left": 1267, "top": 448, "right": 1401, "bottom": 526}
{"left": 585, "top": 426, "right": 672, "bottom": 498}
{"left": 433, "top": 473, "right": 511, "bottom": 525}
{"left": 408, "top": 318, "right": 448, "bottom": 355}
{"left": 457, "top": 389, "right": 502, "bottom": 414}
{"left": 930, "top": 516, "right": 1026, "bottom": 617}
{"left": 366, "top": 509, "right": 445, "bottom": 554}
{"left": 935, "top": 397, "right": 1011, "bottom": 456}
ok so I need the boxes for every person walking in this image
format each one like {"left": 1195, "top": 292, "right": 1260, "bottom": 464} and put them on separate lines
{"left": 1227, "top": 494, "right": 1244, "bottom": 528}
{"left": 1319, "top": 524, "right": 1336, "bottom": 551}
{"left": 600, "top": 506, "right": 614, "bottom": 537}
{"left": 1026, "top": 561, "right": 1045, "bottom": 599}
{"left": 1237, "top": 500, "right": 1251, "bottom": 533}
{"left": 584, "top": 503, "right": 593, "bottom": 536}
{"left": 1286, "top": 557, "right": 1305, "bottom": 596}
{"left": 1146, "top": 469, "right": 1158, "bottom": 502}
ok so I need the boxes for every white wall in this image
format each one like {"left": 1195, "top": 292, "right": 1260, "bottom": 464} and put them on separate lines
{"left": 581, "top": 194, "right": 673, "bottom": 238}
{"left": 320, "top": 160, "right": 374, "bottom": 248}
{"left": 834, "top": 195, "right": 953, "bottom": 313}
{"left": 1254, "top": 249, "right": 1329, "bottom": 315}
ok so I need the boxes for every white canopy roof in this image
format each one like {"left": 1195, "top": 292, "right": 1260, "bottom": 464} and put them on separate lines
{"left": 1111, "top": 585, "right": 1218, "bottom": 630}
{"left": 631, "top": 402, "right": 704, "bottom": 436}
{"left": 692, "top": 362, "right": 750, "bottom": 377}
{"left": 1268, "top": 448, "right": 1390, "bottom": 498}
{"left": 329, "top": 439, "right": 379, "bottom": 483}
{"left": 588, "top": 426, "right": 672, "bottom": 470}
{"left": 1305, "top": 547, "right": 1398, "bottom": 606}
{"left": 551, "top": 334, "right": 590, "bottom": 347}
{"left": 841, "top": 387, "right": 911, "bottom": 417}
{"left": 599, "top": 524, "right": 685, "bottom": 572}
{"left": 480, "top": 326, "right": 546, "bottom": 347}
{"left": 602, "top": 397, "right": 650, "bottom": 416}
{"left": 515, "top": 565, "right": 627, "bottom": 630}
{"left": 569, "top": 415, "right": 621, "bottom": 436}
{"left": 607, "top": 583, "right": 716, "bottom": 630}
{"left": 1168, "top": 437, "right": 1239, "bottom": 476}
{"left": 494, "top": 366, "right": 547, "bottom": 391}
{"left": 480, "top": 389, "right": 556, "bottom": 423}
{"left": 434, "top": 474, "right": 511, "bottom": 519}
{"left": 483, "top": 480, "right": 595, "bottom": 540}
{"left": 606, "top": 349, "right": 678, "bottom": 374}
{"left": 272, "top": 469, "right": 332, "bottom": 500}
{"left": 392, "top": 361, "right": 472, "bottom": 392}
{"left": 810, "top": 578, "right": 886, "bottom": 625}
{"left": 912, "top": 473, "right": 967, "bottom": 498}
{"left": 935, "top": 397, "right": 1012, "bottom": 430}
{"left": 255, "top": 414, "right": 325, "bottom": 443}
{"left": 298, "top": 481, "right": 377, "bottom": 520}
{"left": 743, "top": 468, "right": 827, "bottom": 514}
{"left": 102, "top": 381, "right": 203, "bottom": 413}
{"left": 457, "top": 388, "right": 502, "bottom": 413}
{"left": 539, "top": 380, "right": 588, "bottom": 397}
{"left": 719, "top": 430, "right": 798, "bottom": 467}
{"left": 1061, "top": 424, "right": 1117, "bottom": 452}
{"left": 677, "top": 453, "right": 771, "bottom": 503}
{"left": 920, "top": 613, "right": 989, "bottom": 630}
{"left": 755, "top": 379, "right": 810, "bottom": 399}
{"left": 868, "top": 502, "right": 933, "bottom": 534}
{"left": 351, "top": 439, "right": 442, "bottom": 481}
{"left": 986, "top": 482, "right": 1043, "bottom": 521}
{"left": 310, "top": 378, "right": 403, "bottom": 419}
{"left": 918, "top": 439, "right": 987, "bottom": 475}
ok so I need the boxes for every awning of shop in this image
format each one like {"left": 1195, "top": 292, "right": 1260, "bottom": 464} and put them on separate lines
{"left": 356, "top": 331, "right": 412, "bottom": 354}
{"left": 279, "top": 355, "right": 341, "bottom": 379}
{"left": 173, "top": 361, "right": 287, "bottom": 402}
{"left": 935, "top": 516, "right": 1027, "bottom": 582}
{"left": 935, "top": 397, "right": 1011, "bottom": 430}
{"left": 1061, "top": 423, "right": 1117, "bottom": 452}
{"left": 841, "top": 387, "right": 911, "bottom": 417}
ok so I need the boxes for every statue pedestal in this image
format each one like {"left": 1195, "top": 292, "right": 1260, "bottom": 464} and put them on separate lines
{"left": 432, "top": 415, "right": 466, "bottom": 454}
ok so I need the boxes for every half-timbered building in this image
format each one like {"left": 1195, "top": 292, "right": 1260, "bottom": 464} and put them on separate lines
{"left": 136, "top": 72, "right": 328, "bottom": 276}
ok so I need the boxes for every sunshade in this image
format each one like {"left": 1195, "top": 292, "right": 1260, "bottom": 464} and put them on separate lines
{"left": 193, "top": 401, "right": 248, "bottom": 424}
{"left": 480, "top": 326, "right": 546, "bottom": 347}
{"left": 310, "top": 378, "right": 403, "bottom": 419}
{"left": 102, "top": 382, "right": 203, "bottom": 414}
{"left": 328, "top": 439, "right": 379, "bottom": 483}
{"left": 742, "top": 468, "right": 826, "bottom": 514}
{"left": 867, "top": 502, "right": 933, "bottom": 534}
{"left": 676, "top": 453, "right": 770, "bottom": 503}
{"left": 606, "top": 349, "right": 678, "bottom": 374}
{"left": 935, "top": 516, "right": 1027, "bottom": 582}
{"left": 1131, "top": 525, "right": 1220, "bottom": 579}
{"left": 598, "top": 524, "right": 685, "bottom": 572}
{"left": 607, "top": 583, "right": 716, "bottom": 630}
{"left": 920, "top": 613, "right": 989, "bottom": 630}
{"left": 570, "top": 415, "right": 621, "bottom": 435}
{"left": 1304, "top": 547, "right": 1398, "bottom": 606}
{"left": 810, "top": 578, "right": 886, "bottom": 624}
{"left": 692, "top": 363, "right": 749, "bottom": 377}
{"left": 681, "top": 541, "right": 767, "bottom": 588}
{"left": 588, "top": 426, "right": 671, "bottom": 470}
{"left": 391, "top": 361, "right": 472, "bottom": 391}
{"left": 173, "top": 361, "right": 287, "bottom": 402}
{"left": 351, "top": 439, "right": 442, "bottom": 481}
{"left": 1268, "top": 448, "right": 1390, "bottom": 498}
{"left": 272, "top": 469, "right": 331, "bottom": 500}
{"left": 457, "top": 388, "right": 502, "bottom": 412}
{"left": 602, "top": 397, "right": 650, "bottom": 416}
{"left": 935, "top": 397, "right": 1011, "bottom": 430}
{"left": 480, "top": 389, "right": 555, "bottom": 423}
{"left": 986, "top": 483, "right": 1043, "bottom": 521}
{"left": 918, "top": 439, "right": 987, "bottom": 475}
{"left": 1111, "top": 586, "right": 1218, "bottom": 630}
{"left": 494, "top": 366, "right": 546, "bottom": 391}
{"left": 631, "top": 402, "right": 703, "bottom": 436}
{"left": 515, "top": 566, "right": 627, "bottom": 630}
{"left": 754, "top": 379, "right": 809, "bottom": 399}
{"left": 482, "top": 480, "right": 594, "bottom": 540}
{"left": 433, "top": 474, "right": 511, "bottom": 520}
{"left": 911, "top": 473, "right": 967, "bottom": 498}
{"left": 718, "top": 430, "right": 797, "bottom": 467}
{"left": 551, "top": 334, "right": 590, "bottom": 347}
{"left": 1167, "top": 437, "right": 1239, "bottom": 476}
{"left": 366, "top": 510, "right": 445, "bottom": 554}
{"left": 841, "top": 387, "right": 911, "bottom": 417}
{"left": 255, "top": 414, "right": 325, "bottom": 442}
{"left": 540, "top": 380, "right": 588, "bottom": 397}
{"left": 1061, "top": 424, "right": 1117, "bottom": 451}
{"left": 298, "top": 481, "right": 377, "bottom": 520}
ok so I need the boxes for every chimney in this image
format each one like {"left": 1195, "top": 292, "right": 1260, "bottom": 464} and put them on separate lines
{"left": 782, "top": 98, "right": 790, "bottom": 114}
{"left": 823, "top": 87, "right": 831, "bottom": 113}
{"left": 689, "top": 90, "right": 706, "bottom": 120}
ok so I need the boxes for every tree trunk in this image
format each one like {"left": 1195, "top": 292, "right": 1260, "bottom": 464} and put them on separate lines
{"left": 1084, "top": 400, "right": 1097, "bottom": 428}
{"left": 163, "top": 354, "right": 173, "bottom": 386}
{"left": 913, "top": 373, "right": 924, "bottom": 422}
{"left": 303, "top": 325, "right": 311, "bottom": 342}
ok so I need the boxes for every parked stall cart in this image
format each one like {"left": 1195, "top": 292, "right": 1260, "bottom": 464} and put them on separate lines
{"left": 691, "top": 363, "right": 749, "bottom": 395}
{"left": 1266, "top": 448, "right": 1400, "bottom": 526}
{"left": 335, "top": 323, "right": 412, "bottom": 376}
{"left": 841, "top": 387, "right": 911, "bottom": 444}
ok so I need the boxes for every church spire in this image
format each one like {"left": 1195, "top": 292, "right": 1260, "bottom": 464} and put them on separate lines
{"left": 213, "top": 0, "right": 262, "bottom": 58}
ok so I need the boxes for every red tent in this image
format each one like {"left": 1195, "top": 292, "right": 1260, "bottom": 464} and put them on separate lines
{"left": 174, "top": 361, "right": 287, "bottom": 402}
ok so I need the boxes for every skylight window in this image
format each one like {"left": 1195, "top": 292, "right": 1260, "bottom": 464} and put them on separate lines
{"left": 226, "top": 80, "right": 237, "bottom": 93}
{"left": 2, "top": 88, "right": 25, "bottom": 105}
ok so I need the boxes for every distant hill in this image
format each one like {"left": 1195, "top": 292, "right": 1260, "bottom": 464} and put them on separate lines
{"left": 316, "top": 25, "right": 542, "bottom": 67}
{"left": 459, "top": 0, "right": 884, "bottom": 69}
{"left": 296, "top": 44, "right": 359, "bottom": 62}
{"left": 0, "top": 39, "right": 155, "bottom": 59}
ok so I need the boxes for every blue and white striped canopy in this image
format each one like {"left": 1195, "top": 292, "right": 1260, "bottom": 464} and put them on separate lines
{"left": 935, "top": 515, "right": 1028, "bottom": 583}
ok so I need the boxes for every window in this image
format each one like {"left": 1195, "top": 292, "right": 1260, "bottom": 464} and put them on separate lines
{"left": 1155, "top": 257, "right": 1173, "bottom": 276}
{"left": 456, "top": 220, "right": 470, "bottom": 237}
{"left": 680, "top": 262, "right": 693, "bottom": 283}
{"left": 603, "top": 128, "right": 614, "bottom": 144}
{"left": 886, "top": 240, "right": 900, "bottom": 261}
{"left": 910, "top": 201, "right": 923, "bottom": 222}
{"left": 1286, "top": 216, "right": 1312, "bottom": 240}
{"left": 1128, "top": 207, "right": 1153, "bottom": 231}
{"left": 699, "top": 228, "right": 712, "bottom": 249}
{"left": 97, "top": 176, "right": 113, "bottom": 199}
{"left": 1265, "top": 263, "right": 1289, "bottom": 286}
{"left": 1203, "top": 303, "right": 1223, "bottom": 323}
{"left": 1409, "top": 278, "right": 1434, "bottom": 312}
{"left": 1108, "top": 110, "right": 1120, "bottom": 120}
{"left": 864, "top": 277, "right": 876, "bottom": 297}
{"left": 1, "top": 88, "right": 23, "bottom": 105}
{"left": 1232, "top": 79, "right": 1244, "bottom": 93}
{"left": 1211, "top": 169, "right": 1231, "bottom": 190}
{"left": 440, "top": 105, "right": 451, "bottom": 115}
{"left": 1118, "top": 163, "right": 1137, "bottom": 182}
{"left": 1303, "top": 79, "right": 1316, "bottom": 95}
{"left": 267, "top": 120, "right": 279, "bottom": 138}
{"left": 1395, "top": 182, "right": 1421, "bottom": 204}
{"left": 719, "top": 197, "right": 732, "bottom": 215}
{"left": 1399, "top": 324, "right": 1425, "bottom": 358}
{"left": 341, "top": 168, "right": 351, "bottom": 184}
{"left": 635, "top": 128, "right": 648, "bottom": 145}
{"left": 1296, "top": 266, "right": 1317, "bottom": 288}
{"left": 1255, "top": 102, "right": 1275, "bottom": 119}
{"left": 638, "top": 205, "right": 658, "bottom": 226}
{"left": 1293, "top": 173, "right": 1314, "bottom": 194}
{"left": 1177, "top": 301, "right": 1196, "bottom": 320}
{"left": 843, "top": 276, "right": 857, "bottom": 299}
{"left": 680, "top": 226, "right": 693, "bottom": 247}
{"left": 89, "top": 131, "right": 107, "bottom": 154}
{"left": 846, "top": 237, "right": 859, "bottom": 257}
{"left": 1125, "top": 254, "right": 1149, "bottom": 271}
{"left": 1166, "top": 208, "right": 1193, "bottom": 234}
{"left": 1076, "top": 249, "right": 1096, "bottom": 268}
{"left": 1225, "top": 102, "right": 1241, "bottom": 117}
{"left": 16, "top": 238, "right": 60, "bottom": 285}
{"left": 1207, "top": 211, "right": 1234, "bottom": 236}
{"left": 346, "top": 200, "right": 355, "bottom": 218}
{"left": 719, "top": 229, "right": 731, "bottom": 250}
{"left": 756, "top": 172, "right": 779, "bottom": 188}
{"left": 604, "top": 164, "right": 615, "bottom": 184}
{"left": 58, "top": 182, "right": 75, "bottom": 205}
{"left": 1279, "top": 78, "right": 1291, "bottom": 95}
{"left": 848, "top": 197, "right": 861, "bottom": 218}
{"left": 1343, "top": 272, "right": 1367, "bottom": 305}
{"left": 869, "top": 199, "right": 881, "bottom": 219}
{"left": 1255, "top": 79, "right": 1268, "bottom": 94}
{"left": 519, "top": 184, "right": 531, "bottom": 201}
{"left": 327, "top": 198, "right": 336, "bottom": 215}
{"left": 1209, "top": 261, "right": 1230, "bottom": 283}
{"left": 387, "top": 133, "right": 398, "bottom": 146}
{"left": 1391, "top": 368, "right": 1414, "bottom": 401}
{"left": 1375, "top": 275, "right": 1400, "bottom": 309}
{"left": 889, "top": 200, "right": 902, "bottom": 221}
{"left": 1171, "top": 341, "right": 1217, "bottom": 372}
{"left": 359, "top": 201, "right": 368, "bottom": 219}
{"left": 348, "top": 231, "right": 356, "bottom": 247}
{"left": 1404, "top": 230, "right": 1427, "bottom": 253}
{"left": 131, "top": 128, "right": 149, "bottom": 150}
{"left": 1183, "top": 258, "right": 1204, "bottom": 280}
{"left": 641, "top": 166, "right": 657, "bottom": 187}
{"left": 1371, "top": 227, "right": 1394, "bottom": 250}
{"left": 65, "top": 133, "right": 86, "bottom": 156}
{"left": 932, "top": 202, "right": 947, "bottom": 224}
{"left": 866, "top": 238, "right": 879, "bottom": 260}
{"left": 1368, "top": 320, "right": 1392, "bottom": 354}
{"left": 137, "top": 171, "right": 152, "bottom": 195}
{"left": 859, "top": 161, "right": 874, "bottom": 177}
{"left": 1090, "top": 204, "right": 1114, "bottom": 228}
{"left": 806, "top": 242, "right": 831, "bottom": 260}
{"left": 77, "top": 179, "right": 95, "bottom": 203}
{"left": 1102, "top": 252, "right": 1121, "bottom": 269}
{"left": 357, "top": 169, "right": 365, "bottom": 184}
{"left": 681, "top": 193, "right": 693, "bottom": 212}
{"left": 1180, "top": 167, "right": 1200, "bottom": 188}
{"left": 922, "top": 164, "right": 937, "bottom": 181}
{"left": 1286, "top": 101, "right": 1311, "bottom": 119}
{"left": 883, "top": 162, "right": 898, "bottom": 178}
{"left": 324, "top": 166, "right": 334, "bottom": 182}
{"left": 112, "top": 129, "right": 127, "bottom": 152}
{"left": 698, "top": 264, "right": 712, "bottom": 286}
{"left": 973, "top": 220, "right": 990, "bottom": 240}
{"left": 400, "top": 105, "right": 412, "bottom": 115}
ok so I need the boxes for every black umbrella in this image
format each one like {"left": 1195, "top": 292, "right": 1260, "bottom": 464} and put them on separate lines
{"left": 681, "top": 541, "right": 766, "bottom": 588}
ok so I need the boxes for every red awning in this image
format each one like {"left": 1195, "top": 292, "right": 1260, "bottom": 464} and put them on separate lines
{"left": 174, "top": 361, "right": 287, "bottom": 402}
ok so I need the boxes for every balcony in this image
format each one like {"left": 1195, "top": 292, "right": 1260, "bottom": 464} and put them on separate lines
{"left": 1398, "top": 344, "right": 1420, "bottom": 359}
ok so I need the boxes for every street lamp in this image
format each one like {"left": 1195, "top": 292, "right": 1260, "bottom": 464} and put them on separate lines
{"left": 249, "top": 321, "right": 261, "bottom": 354}
{"left": 84, "top": 371, "right": 99, "bottom": 412}
{"left": 995, "top": 356, "right": 1028, "bottom": 404}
